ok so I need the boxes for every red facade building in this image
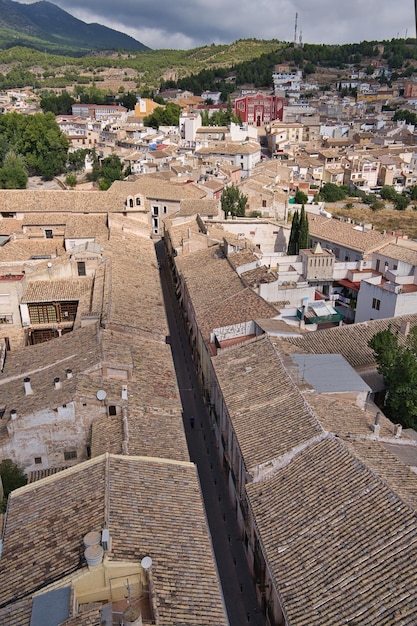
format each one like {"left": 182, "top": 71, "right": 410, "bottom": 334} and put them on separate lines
{"left": 234, "top": 93, "right": 284, "bottom": 126}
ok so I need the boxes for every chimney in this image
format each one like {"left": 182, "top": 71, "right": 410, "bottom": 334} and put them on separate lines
{"left": 10, "top": 409, "right": 17, "bottom": 420}
{"left": 54, "top": 377, "right": 62, "bottom": 390}
{"left": 372, "top": 412, "right": 380, "bottom": 437}
{"left": 66, "top": 368, "right": 73, "bottom": 379}
{"left": 24, "top": 377, "right": 33, "bottom": 395}
{"left": 394, "top": 424, "right": 403, "bottom": 438}
{"left": 400, "top": 319, "right": 410, "bottom": 337}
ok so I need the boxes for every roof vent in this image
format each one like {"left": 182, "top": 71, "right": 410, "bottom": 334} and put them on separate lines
{"left": 24, "top": 377, "right": 33, "bottom": 395}
{"left": 66, "top": 368, "right": 73, "bottom": 379}
{"left": 10, "top": 409, "right": 17, "bottom": 420}
{"left": 83, "top": 530, "right": 101, "bottom": 548}
{"left": 54, "top": 377, "right": 62, "bottom": 390}
{"left": 84, "top": 544, "right": 104, "bottom": 568}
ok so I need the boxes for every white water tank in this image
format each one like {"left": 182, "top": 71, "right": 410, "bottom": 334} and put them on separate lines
{"left": 84, "top": 544, "right": 104, "bottom": 567}
{"left": 83, "top": 530, "right": 101, "bottom": 548}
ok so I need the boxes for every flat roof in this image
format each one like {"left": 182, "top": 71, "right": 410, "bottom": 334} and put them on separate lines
{"left": 291, "top": 353, "right": 372, "bottom": 393}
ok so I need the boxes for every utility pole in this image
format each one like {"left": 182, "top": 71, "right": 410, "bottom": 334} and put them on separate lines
{"left": 415, "top": 0, "right": 417, "bottom": 39}
{"left": 294, "top": 12, "right": 298, "bottom": 45}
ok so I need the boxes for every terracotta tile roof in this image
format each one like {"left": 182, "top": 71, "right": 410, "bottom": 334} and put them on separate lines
{"left": 196, "top": 141, "right": 261, "bottom": 156}
{"left": 377, "top": 242, "right": 417, "bottom": 267}
{"left": 22, "top": 213, "right": 70, "bottom": 226}
{"left": 21, "top": 278, "right": 93, "bottom": 303}
{"left": 178, "top": 198, "right": 220, "bottom": 216}
{"left": 0, "top": 239, "right": 66, "bottom": 261}
{"left": 309, "top": 214, "right": 395, "bottom": 255}
{"left": 102, "top": 231, "right": 168, "bottom": 338}
{"left": 212, "top": 335, "right": 323, "bottom": 472}
{"left": 64, "top": 214, "right": 109, "bottom": 240}
{"left": 247, "top": 436, "right": 417, "bottom": 625}
{"left": 176, "top": 246, "right": 277, "bottom": 342}
{"left": 91, "top": 415, "right": 123, "bottom": 456}
{"left": 0, "top": 324, "right": 101, "bottom": 419}
{"left": 0, "top": 598, "right": 33, "bottom": 626}
{"left": 277, "top": 314, "right": 417, "bottom": 369}
{"left": 0, "top": 455, "right": 228, "bottom": 625}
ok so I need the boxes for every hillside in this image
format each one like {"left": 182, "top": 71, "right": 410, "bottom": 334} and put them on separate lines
{"left": 0, "top": 0, "right": 149, "bottom": 53}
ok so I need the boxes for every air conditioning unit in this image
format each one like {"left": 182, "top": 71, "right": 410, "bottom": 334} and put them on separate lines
{"left": 101, "top": 529, "right": 112, "bottom": 552}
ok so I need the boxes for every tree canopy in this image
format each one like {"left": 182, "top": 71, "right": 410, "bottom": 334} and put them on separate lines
{"left": 319, "top": 183, "right": 348, "bottom": 202}
{"left": 143, "top": 102, "right": 181, "bottom": 129}
{"left": 0, "top": 111, "right": 68, "bottom": 180}
{"left": 287, "top": 206, "right": 310, "bottom": 254}
{"left": 221, "top": 185, "right": 248, "bottom": 218}
{"left": 368, "top": 326, "right": 417, "bottom": 429}
{"left": 87, "top": 151, "right": 127, "bottom": 190}
{"left": 0, "top": 459, "right": 27, "bottom": 512}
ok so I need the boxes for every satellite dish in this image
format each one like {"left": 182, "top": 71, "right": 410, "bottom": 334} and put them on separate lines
{"left": 141, "top": 556, "right": 152, "bottom": 570}
{"left": 96, "top": 389, "right": 107, "bottom": 401}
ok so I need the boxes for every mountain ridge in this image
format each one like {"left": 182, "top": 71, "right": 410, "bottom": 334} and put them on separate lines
{"left": 0, "top": 0, "right": 150, "bottom": 53}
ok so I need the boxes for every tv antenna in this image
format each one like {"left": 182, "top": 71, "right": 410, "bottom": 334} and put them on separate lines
{"left": 294, "top": 12, "right": 298, "bottom": 44}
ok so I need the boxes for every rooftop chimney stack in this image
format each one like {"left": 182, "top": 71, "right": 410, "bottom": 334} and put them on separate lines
{"left": 23, "top": 377, "right": 33, "bottom": 395}
{"left": 54, "top": 377, "right": 62, "bottom": 390}
{"left": 372, "top": 412, "right": 381, "bottom": 437}
{"left": 66, "top": 368, "right": 73, "bottom": 379}
{"left": 394, "top": 424, "right": 403, "bottom": 438}
{"left": 400, "top": 319, "right": 410, "bottom": 337}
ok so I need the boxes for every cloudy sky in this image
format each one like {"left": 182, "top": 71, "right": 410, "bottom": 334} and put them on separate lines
{"left": 18, "top": 0, "right": 414, "bottom": 49}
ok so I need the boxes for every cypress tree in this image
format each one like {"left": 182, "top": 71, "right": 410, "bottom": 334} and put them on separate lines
{"left": 287, "top": 210, "right": 299, "bottom": 255}
{"left": 298, "top": 204, "right": 310, "bottom": 250}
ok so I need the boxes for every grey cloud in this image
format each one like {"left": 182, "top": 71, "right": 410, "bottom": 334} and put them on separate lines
{"left": 17, "top": 0, "right": 413, "bottom": 48}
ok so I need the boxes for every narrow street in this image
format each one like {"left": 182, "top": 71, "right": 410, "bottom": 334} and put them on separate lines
{"left": 155, "top": 241, "right": 265, "bottom": 626}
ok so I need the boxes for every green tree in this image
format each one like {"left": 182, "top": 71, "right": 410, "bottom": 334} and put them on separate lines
{"left": 368, "top": 327, "right": 417, "bottom": 429}
{"left": 221, "top": 185, "right": 248, "bottom": 218}
{"left": 380, "top": 185, "right": 398, "bottom": 201}
{"left": 144, "top": 102, "right": 181, "bottom": 129}
{"left": 119, "top": 90, "right": 137, "bottom": 110}
{"left": 65, "top": 173, "right": 77, "bottom": 188}
{"left": 67, "top": 148, "right": 89, "bottom": 173}
{"left": 0, "top": 459, "right": 27, "bottom": 512}
{"left": 393, "top": 193, "right": 410, "bottom": 211}
{"left": 40, "top": 90, "right": 75, "bottom": 115}
{"left": 0, "top": 150, "right": 28, "bottom": 189}
{"left": 295, "top": 190, "right": 308, "bottom": 204}
{"left": 15, "top": 112, "right": 69, "bottom": 179}
{"left": 298, "top": 204, "right": 310, "bottom": 249}
{"left": 90, "top": 153, "right": 126, "bottom": 191}
{"left": 319, "top": 183, "right": 348, "bottom": 202}
{"left": 287, "top": 210, "right": 300, "bottom": 254}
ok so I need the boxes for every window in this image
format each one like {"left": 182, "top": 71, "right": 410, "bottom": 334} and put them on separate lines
{"left": 108, "top": 405, "right": 117, "bottom": 416}
{"left": 129, "top": 198, "right": 134, "bottom": 208}
{"left": 77, "top": 261, "right": 86, "bottom": 276}
{"left": 262, "top": 200, "right": 266, "bottom": 208}
{"left": 64, "top": 450, "right": 77, "bottom": 461}
{"left": 34, "top": 457, "right": 42, "bottom": 465}
{"left": 163, "top": 206, "right": 167, "bottom": 214}
{"left": 152, "top": 206, "right": 159, "bottom": 216}
{"left": 136, "top": 197, "right": 141, "bottom": 206}
{"left": 45, "top": 229, "right": 53, "bottom": 239}
{"left": 372, "top": 298, "right": 381, "bottom": 310}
